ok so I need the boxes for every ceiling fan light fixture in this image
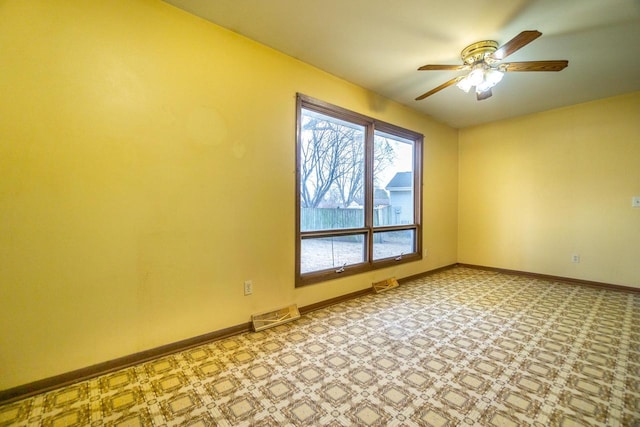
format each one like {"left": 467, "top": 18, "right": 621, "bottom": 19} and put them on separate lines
{"left": 456, "top": 77, "right": 473, "bottom": 93}
{"left": 477, "top": 68, "right": 504, "bottom": 93}
{"left": 456, "top": 66, "right": 482, "bottom": 92}
{"left": 467, "top": 68, "right": 484, "bottom": 86}
{"left": 456, "top": 66, "right": 504, "bottom": 94}
{"left": 485, "top": 68, "right": 504, "bottom": 85}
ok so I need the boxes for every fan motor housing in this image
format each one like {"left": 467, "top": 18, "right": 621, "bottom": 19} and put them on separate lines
{"left": 461, "top": 40, "right": 498, "bottom": 64}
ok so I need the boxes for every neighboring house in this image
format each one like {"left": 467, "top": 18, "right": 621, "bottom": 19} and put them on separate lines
{"left": 373, "top": 188, "right": 390, "bottom": 207}
{"left": 385, "top": 172, "right": 413, "bottom": 225}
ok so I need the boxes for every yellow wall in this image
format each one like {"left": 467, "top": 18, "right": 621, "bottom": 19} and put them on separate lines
{"left": 0, "top": 0, "right": 459, "bottom": 389}
{"left": 459, "top": 92, "right": 640, "bottom": 287}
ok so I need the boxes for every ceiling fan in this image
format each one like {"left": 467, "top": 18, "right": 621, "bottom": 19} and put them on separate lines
{"left": 415, "top": 30, "right": 568, "bottom": 101}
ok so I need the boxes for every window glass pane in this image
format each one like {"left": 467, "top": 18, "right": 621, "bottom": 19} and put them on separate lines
{"left": 300, "top": 235, "right": 366, "bottom": 274}
{"left": 373, "top": 230, "right": 415, "bottom": 260}
{"left": 374, "top": 131, "right": 414, "bottom": 226}
{"left": 300, "top": 108, "right": 365, "bottom": 231}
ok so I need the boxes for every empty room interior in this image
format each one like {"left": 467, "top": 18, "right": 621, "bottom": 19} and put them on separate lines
{"left": 1, "top": 0, "right": 639, "bottom": 426}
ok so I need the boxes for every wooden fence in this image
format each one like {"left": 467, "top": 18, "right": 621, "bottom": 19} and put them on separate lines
{"left": 301, "top": 206, "right": 393, "bottom": 232}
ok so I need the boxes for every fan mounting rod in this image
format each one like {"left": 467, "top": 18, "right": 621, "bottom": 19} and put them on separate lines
{"left": 461, "top": 40, "right": 498, "bottom": 65}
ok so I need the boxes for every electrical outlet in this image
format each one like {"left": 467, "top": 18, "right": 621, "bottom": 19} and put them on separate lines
{"left": 632, "top": 196, "right": 640, "bottom": 208}
{"left": 571, "top": 254, "right": 580, "bottom": 263}
{"left": 244, "top": 280, "right": 253, "bottom": 296}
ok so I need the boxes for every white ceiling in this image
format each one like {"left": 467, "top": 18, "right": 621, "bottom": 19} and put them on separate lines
{"left": 163, "top": 0, "right": 640, "bottom": 128}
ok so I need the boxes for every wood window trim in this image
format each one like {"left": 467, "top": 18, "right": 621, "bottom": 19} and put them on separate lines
{"left": 295, "top": 93, "right": 423, "bottom": 287}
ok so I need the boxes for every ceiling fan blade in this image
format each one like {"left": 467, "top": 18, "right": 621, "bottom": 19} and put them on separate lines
{"left": 415, "top": 76, "right": 463, "bottom": 100}
{"left": 418, "top": 64, "right": 467, "bottom": 71}
{"left": 503, "top": 60, "right": 569, "bottom": 72}
{"left": 476, "top": 89, "right": 492, "bottom": 101}
{"left": 490, "top": 30, "right": 542, "bottom": 60}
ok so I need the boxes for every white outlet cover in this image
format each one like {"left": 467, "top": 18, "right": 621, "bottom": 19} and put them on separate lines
{"left": 633, "top": 196, "right": 640, "bottom": 207}
{"left": 244, "top": 280, "right": 253, "bottom": 295}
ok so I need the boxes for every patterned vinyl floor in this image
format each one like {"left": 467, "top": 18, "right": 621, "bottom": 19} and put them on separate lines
{"left": 1, "top": 267, "right": 639, "bottom": 426}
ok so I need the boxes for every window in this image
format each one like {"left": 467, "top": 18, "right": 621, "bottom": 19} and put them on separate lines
{"left": 296, "top": 94, "right": 423, "bottom": 286}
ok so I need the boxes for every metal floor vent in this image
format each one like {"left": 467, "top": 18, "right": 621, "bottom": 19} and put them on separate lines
{"left": 251, "top": 304, "right": 301, "bottom": 332}
{"left": 372, "top": 277, "right": 399, "bottom": 293}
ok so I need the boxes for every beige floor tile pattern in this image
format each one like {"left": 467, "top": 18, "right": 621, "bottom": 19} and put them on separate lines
{"left": 1, "top": 267, "right": 640, "bottom": 426}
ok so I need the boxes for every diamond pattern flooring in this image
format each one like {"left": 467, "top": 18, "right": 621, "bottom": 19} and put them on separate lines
{"left": 1, "top": 267, "right": 639, "bottom": 426}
